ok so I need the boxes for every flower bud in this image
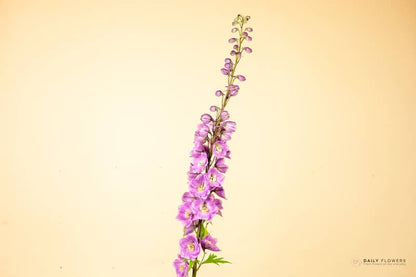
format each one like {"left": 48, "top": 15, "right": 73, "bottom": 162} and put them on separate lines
{"left": 200, "top": 114, "right": 213, "bottom": 124}
{"left": 231, "top": 27, "right": 238, "bottom": 33}
{"left": 210, "top": 105, "right": 218, "bottom": 112}
{"left": 220, "top": 68, "right": 229, "bottom": 75}
{"left": 230, "top": 50, "right": 236, "bottom": 56}
{"left": 246, "top": 36, "right": 252, "bottom": 41}
{"left": 228, "top": 38, "right": 237, "bottom": 43}
{"left": 215, "top": 158, "right": 229, "bottom": 173}
{"left": 221, "top": 110, "right": 230, "bottom": 120}
{"left": 236, "top": 52, "right": 242, "bottom": 58}
{"left": 215, "top": 90, "right": 224, "bottom": 97}
{"left": 243, "top": 47, "right": 252, "bottom": 53}
{"left": 224, "top": 58, "right": 232, "bottom": 63}
{"left": 245, "top": 27, "right": 253, "bottom": 32}
{"left": 233, "top": 44, "right": 238, "bottom": 50}
{"left": 237, "top": 75, "right": 246, "bottom": 81}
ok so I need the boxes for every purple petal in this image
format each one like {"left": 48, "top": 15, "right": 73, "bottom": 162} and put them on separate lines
{"left": 244, "top": 47, "right": 252, "bottom": 53}
{"left": 200, "top": 113, "right": 213, "bottom": 124}
{"left": 201, "top": 235, "right": 220, "bottom": 252}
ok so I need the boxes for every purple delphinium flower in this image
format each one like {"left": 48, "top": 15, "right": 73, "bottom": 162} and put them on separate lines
{"left": 215, "top": 90, "right": 224, "bottom": 97}
{"left": 182, "top": 191, "right": 196, "bottom": 203}
{"left": 221, "top": 110, "right": 230, "bottom": 120}
{"left": 175, "top": 14, "right": 253, "bottom": 276}
{"left": 200, "top": 113, "right": 213, "bottom": 124}
{"left": 173, "top": 255, "right": 189, "bottom": 277}
{"left": 236, "top": 75, "right": 246, "bottom": 81}
{"left": 195, "top": 123, "right": 210, "bottom": 139}
{"left": 191, "top": 152, "right": 208, "bottom": 173}
{"left": 180, "top": 235, "right": 201, "bottom": 260}
{"left": 177, "top": 202, "right": 194, "bottom": 227}
{"left": 201, "top": 235, "right": 220, "bottom": 251}
{"left": 212, "top": 185, "right": 226, "bottom": 199}
{"left": 191, "top": 198, "right": 218, "bottom": 221}
{"left": 227, "top": 84, "right": 240, "bottom": 96}
{"left": 212, "top": 141, "right": 228, "bottom": 158}
{"left": 210, "top": 195, "right": 224, "bottom": 216}
{"left": 189, "top": 174, "right": 211, "bottom": 199}
{"left": 215, "top": 158, "right": 228, "bottom": 173}
{"left": 190, "top": 141, "right": 206, "bottom": 158}
{"left": 205, "top": 168, "right": 224, "bottom": 188}
{"left": 223, "top": 121, "right": 237, "bottom": 133}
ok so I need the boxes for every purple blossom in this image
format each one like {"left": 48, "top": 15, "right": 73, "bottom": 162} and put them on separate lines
{"left": 184, "top": 224, "right": 197, "bottom": 235}
{"left": 195, "top": 123, "right": 209, "bottom": 138}
{"left": 200, "top": 113, "right": 213, "bottom": 124}
{"left": 177, "top": 202, "right": 194, "bottom": 227}
{"left": 212, "top": 141, "right": 228, "bottom": 159}
{"left": 223, "top": 121, "right": 236, "bottom": 133}
{"left": 213, "top": 197, "right": 224, "bottom": 216}
{"left": 180, "top": 235, "right": 201, "bottom": 260}
{"left": 219, "top": 131, "right": 232, "bottom": 141}
{"left": 215, "top": 158, "right": 228, "bottom": 173}
{"left": 205, "top": 168, "right": 224, "bottom": 188}
{"left": 213, "top": 185, "right": 226, "bottom": 199}
{"left": 182, "top": 192, "right": 196, "bottom": 203}
{"left": 192, "top": 198, "right": 218, "bottom": 221}
{"left": 244, "top": 47, "right": 252, "bottom": 53}
{"left": 191, "top": 152, "right": 208, "bottom": 173}
{"left": 201, "top": 235, "right": 220, "bottom": 251}
{"left": 227, "top": 84, "right": 240, "bottom": 96}
{"left": 231, "top": 27, "right": 238, "bottom": 33}
{"left": 210, "top": 105, "right": 218, "bottom": 112}
{"left": 221, "top": 68, "right": 229, "bottom": 75}
{"left": 173, "top": 256, "right": 189, "bottom": 277}
{"left": 187, "top": 170, "right": 199, "bottom": 181}
{"left": 189, "top": 174, "right": 211, "bottom": 199}
{"left": 215, "top": 90, "right": 224, "bottom": 97}
{"left": 236, "top": 75, "right": 246, "bottom": 81}
{"left": 245, "top": 27, "right": 253, "bottom": 32}
{"left": 228, "top": 38, "right": 237, "bottom": 43}
{"left": 221, "top": 110, "right": 230, "bottom": 120}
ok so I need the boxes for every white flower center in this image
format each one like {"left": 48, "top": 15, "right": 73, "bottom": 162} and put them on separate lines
{"left": 198, "top": 182, "right": 205, "bottom": 191}
{"left": 200, "top": 203, "right": 209, "bottom": 213}
{"left": 215, "top": 144, "right": 222, "bottom": 152}
{"left": 187, "top": 242, "right": 195, "bottom": 251}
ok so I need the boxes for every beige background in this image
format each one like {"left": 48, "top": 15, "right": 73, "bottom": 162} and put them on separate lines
{"left": 1, "top": 0, "right": 415, "bottom": 276}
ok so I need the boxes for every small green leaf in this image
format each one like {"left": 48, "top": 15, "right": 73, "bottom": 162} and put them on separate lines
{"left": 185, "top": 259, "right": 199, "bottom": 272}
{"left": 199, "top": 222, "right": 209, "bottom": 238}
{"left": 201, "top": 254, "right": 231, "bottom": 266}
{"left": 187, "top": 260, "right": 194, "bottom": 272}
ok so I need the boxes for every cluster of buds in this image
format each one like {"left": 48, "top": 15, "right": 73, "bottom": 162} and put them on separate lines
{"left": 174, "top": 14, "right": 253, "bottom": 277}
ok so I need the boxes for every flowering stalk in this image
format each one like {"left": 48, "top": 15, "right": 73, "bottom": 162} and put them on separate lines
{"left": 174, "top": 14, "right": 253, "bottom": 277}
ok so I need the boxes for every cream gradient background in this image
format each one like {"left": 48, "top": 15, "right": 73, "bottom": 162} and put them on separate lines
{"left": 1, "top": 0, "right": 415, "bottom": 276}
